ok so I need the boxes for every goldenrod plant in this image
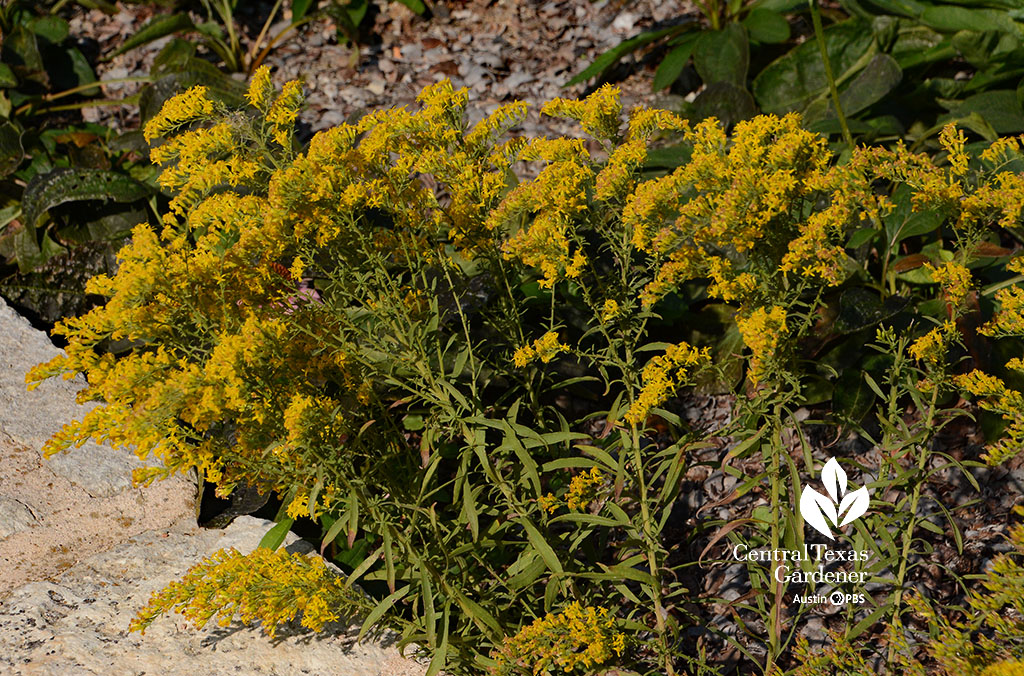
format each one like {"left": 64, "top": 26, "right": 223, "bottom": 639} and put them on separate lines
{"left": 27, "top": 70, "right": 1024, "bottom": 674}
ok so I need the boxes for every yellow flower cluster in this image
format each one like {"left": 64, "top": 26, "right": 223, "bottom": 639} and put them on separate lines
{"left": 513, "top": 331, "right": 570, "bottom": 367}
{"left": 599, "top": 299, "right": 621, "bottom": 323}
{"left": 246, "top": 65, "right": 274, "bottom": 111}
{"left": 625, "top": 341, "right": 711, "bottom": 424}
{"left": 736, "top": 305, "right": 788, "bottom": 385}
{"left": 497, "top": 154, "right": 592, "bottom": 288}
{"left": 130, "top": 546, "right": 356, "bottom": 637}
{"left": 542, "top": 84, "right": 623, "bottom": 140}
{"left": 940, "top": 123, "right": 969, "bottom": 177}
{"left": 566, "top": 467, "right": 604, "bottom": 511}
{"left": 908, "top": 320, "right": 958, "bottom": 366}
{"left": 927, "top": 260, "right": 973, "bottom": 308}
{"left": 267, "top": 80, "right": 304, "bottom": 148}
{"left": 492, "top": 602, "right": 626, "bottom": 675}
{"left": 143, "top": 85, "right": 217, "bottom": 142}
{"left": 956, "top": 369, "right": 1024, "bottom": 465}
{"left": 536, "top": 468, "right": 605, "bottom": 514}
{"left": 626, "top": 113, "right": 832, "bottom": 306}
{"left": 982, "top": 285, "right": 1024, "bottom": 337}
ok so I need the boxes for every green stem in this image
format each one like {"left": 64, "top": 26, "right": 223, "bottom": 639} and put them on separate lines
{"left": 887, "top": 379, "right": 940, "bottom": 665}
{"left": 14, "top": 77, "right": 150, "bottom": 116}
{"left": 629, "top": 424, "right": 676, "bottom": 676}
{"left": 767, "top": 402, "right": 783, "bottom": 671}
{"left": 245, "top": 0, "right": 286, "bottom": 72}
{"left": 808, "top": 0, "right": 854, "bottom": 153}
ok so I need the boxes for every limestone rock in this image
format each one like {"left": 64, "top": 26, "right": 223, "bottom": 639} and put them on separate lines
{"left": 0, "top": 296, "right": 195, "bottom": 593}
{"left": 0, "top": 516, "right": 427, "bottom": 676}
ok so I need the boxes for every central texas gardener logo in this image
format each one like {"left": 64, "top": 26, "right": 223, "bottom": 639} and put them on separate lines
{"left": 800, "top": 458, "right": 870, "bottom": 540}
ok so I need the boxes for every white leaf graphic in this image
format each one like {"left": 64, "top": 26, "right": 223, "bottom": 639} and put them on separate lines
{"left": 837, "top": 486, "right": 869, "bottom": 527}
{"left": 800, "top": 487, "right": 837, "bottom": 540}
{"left": 822, "top": 457, "right": 847, "bottom": 504}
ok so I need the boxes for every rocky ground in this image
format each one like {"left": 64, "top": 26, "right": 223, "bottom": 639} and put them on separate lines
{"left": 76, "top": 0, "right": 693, "bottom": 139}
{"left": 0, "top": 296, "right": 426, "bottom": 675}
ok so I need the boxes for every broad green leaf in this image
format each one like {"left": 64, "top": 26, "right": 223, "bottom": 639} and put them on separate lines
{"left": 833, "top": 370, "right": 876, "bottom": 424}
{"left": 12, "top": 224, "right": 44, "bottom": 272}
{"left": 567, "top": 26, "right": 681, "bottom": 86}
{"left": 920, "top": 6, "right": 1020, "bottom": 34}
{"left": 257, "top": 517, "right": 295, "bottom": 550}
{"left": 953, "top": 30, "right": 1020, "bottom": 69}
{"left": 108, "top": 14, "right": 196, "bottom": 59}
{"left": 847, "top": 226, "right": 878, "bottom": 248}
{"left": 832, "top": 53, "right": 903, "bottom": 118}
{"left": 0, "top": 123, "right": 24, "bottom": 177}
{"left": 393, "top": 0, "right": 428, "bottom": 14}
{"left": 751, "top": 0, "right": 806, "bottom": 11}
{"left": 834, "top": 288, "right": 912, "bottom": 334}
{"left": 743, "top": 9, "right": 791, "bottom": 44}
{"left": 31, "top": 16, "right": 70, "bottom": 43}
{"left": 947, "top": 90, "right": 1024, "bottom": 133}
{"left": 653, "top": 37, "right": 697, "bottom": 91}
{"left": 692, "top": 81, "right": 757, "bottom": 126}
{"left": 861, "top": 0, "right": 927, "bottom": 19}
{"left": 66, "top": 48, "right": 99, "bottom": 96}
{"left": 753, "top": 19, "right": 875, "bottom": 114}
{"left": 292, "top": 0, "right": 316, "bottom": 21}
{"left": 21, "top": 168, "right": 151, "bottom": 231}
{"left": 693, "top": 24, "right": 749, "bottom": 86}
{"left": 0, "top": 63, "right": 16, "bottom": 88}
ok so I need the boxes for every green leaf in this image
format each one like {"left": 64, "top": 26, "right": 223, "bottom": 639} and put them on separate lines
{"left": 752, "top": 0, "right": 806, "bottom": 10}
{"left": 834, "top": 287, "right": 911, "bottom": 334}
{"left": 847, "top": 226, "right": 878, "bottom": 248}
{"left": 947, "top": 90, "right": 1024, "bottom": 133}
{"left": 66, "top": 48, "right": 99, "bottom": 96}
{"left": 743, "top": 9, "right": 791, "bottom": 43}
{"left": 0, "top": 63, "right": 16, "bottom": 88}
{"left": 21, "top": 168, "right": 151, "bottom": 231}
{"left": 644, "top": 144, "right": 692, "bottom": 169}
{"left": 12, "top": 224, "right": 44, "bottom": 272}
{"left": 257, "top": 517, "right": 295, "bottom": 550}
{"left": 0, "top": 123, "right": 24, "bottom": 177}
{"left": 31, "top": 16, "right": 70, "bottom": 44}
{"left": 462, "top": 481, "right": 480, "bottom": 541}
{"left": 692, "top": 81, "right": 758, "bottom": 126}
{"left": 833, "top": 370, "right": 876, "bottom": 424}
{"left": 752, "top": 19, "right": 875, "bottom": 114}
{"left": 953, "top": 30, "right": 1020, "bottom": 69}
{"left": 847, "top": 603, "right": 888, "bottom": 640}
{"left": 425, "top": 606, "right": 449, "bottom": 676}
{"left": 108, "top": 14, "right": 196, "bottom": 59}
{"left": 653, "top": 37, "right": 698, "bottom": 91}
{"left": 292, "top": 0, "right": 316, "bottom": 21}
{"left": 919, "top": 6, "right": 1020, "bottom": 34}
{"left": 567, "top": 26, "right": 681, "bottom": 86}
{"left": 861, "top": 0, "right": 927, "bottom": 19}
{"left": 834, "top": 53, "right": 903, "bottom": 117}
{"left": 693, "top": 24, "right": 750, "bottom": 86}
{"left": 506, "top": 551, "right": 547, "bottom": 590}
{"left": 357, "top": 585, "right": 409, "bottom": 642}
{"left": 393, "top": 0, "right": 428, "bottom": 14}
{"left": 518, "top": 518, "right": 563, "bottom": 574}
